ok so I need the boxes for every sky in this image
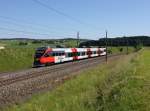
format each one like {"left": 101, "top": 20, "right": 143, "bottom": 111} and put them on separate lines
{"left": 0, "top": 0, "right": 150, "bottom": 39}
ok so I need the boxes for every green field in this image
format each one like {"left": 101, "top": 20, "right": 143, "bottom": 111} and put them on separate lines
{"left": 0, "top": 40, "right": 135, "bottom": 72}
{"left": 3, "top": 48, "right": 150, "bottom": 111}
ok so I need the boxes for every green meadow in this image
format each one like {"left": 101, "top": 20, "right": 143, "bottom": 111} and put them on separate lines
{"left": 3, "top": 48, "right": 150, "bottom": 111}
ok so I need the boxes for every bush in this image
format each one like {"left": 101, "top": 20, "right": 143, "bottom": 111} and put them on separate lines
{"left": 119, "top": 48, "right": 123, "bottom": 52}
{"left": 32, "top": 40, "right": 42, "bottom": 44}
{"left": 19, "top": 42, "right": 28, "bottom": 45}
{"left": 45, "top": 40, "right": 55, "bottom": 44}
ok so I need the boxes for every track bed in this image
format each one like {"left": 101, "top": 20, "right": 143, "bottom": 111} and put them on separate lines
{"left": 0, "top": 54, "right": 122, "bottom": 107}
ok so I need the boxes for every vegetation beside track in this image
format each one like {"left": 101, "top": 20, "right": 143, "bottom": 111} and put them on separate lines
{"left": 3, "top": 48, "right": 150, "bottom": 111}
{"left": 0, "top": 47, "right": 35, "bottom": 72}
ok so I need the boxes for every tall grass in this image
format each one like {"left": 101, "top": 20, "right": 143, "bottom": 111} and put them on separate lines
{"left": 0, "top": 47, "right": 35, "bottom": 72}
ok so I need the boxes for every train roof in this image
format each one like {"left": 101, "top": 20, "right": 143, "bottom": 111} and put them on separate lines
{"left": 36, "top": 47, "right": 106, "bottom": 52}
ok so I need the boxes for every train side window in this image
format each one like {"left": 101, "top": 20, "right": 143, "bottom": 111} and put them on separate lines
{"left": 77, "top": 52, "right": 80, "bottom": 56}
{"left": 54, "top": 52, "right": 57, "bottom": 56}
{"left": 66, "top": 53, "right": 71, "bottom": 57}
{"left": 68, "top": 53, "right": 70, "bottom": 57}
{"left": 69, "top": 53, "right": 71, "bottom": 57}
{"left": 69, "top": 53, "right": 73, "bottom": 57}
{"left": 44, "top": 52, "right": 51, "bottom": 57}
{"left": 58, "top": 53, "right": 61, "bottom": 56}
{"left": 52, "top": 53, "right": 55, "bottom": 56}
{"left": 62, "top": 52, "right": 65, "bottom": 56}
{"left": 56, "top": 53, "right": 59, "bottom": 56}
{"left": 82, "top": 52, "right": 85, "bottom": 55}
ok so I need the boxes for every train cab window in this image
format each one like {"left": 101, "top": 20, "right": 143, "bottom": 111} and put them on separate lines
{"left": 44, "top": 53, "right": 49, "bottom": 57}
{"left": 94, "top": 51, "right": 97, "bottom": 54}
{"left": 44, "top": 52, "right": 53, "bottom": 57}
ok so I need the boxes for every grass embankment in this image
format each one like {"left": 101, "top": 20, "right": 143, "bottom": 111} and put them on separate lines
{"left": 0, "top": 47, "right": 35, "bottom": 72}
{"left": 108, "top": 46, "right": 134, "bottom": 54}
{"left": 3, "top": 48, "right": 150, "bottom": 111}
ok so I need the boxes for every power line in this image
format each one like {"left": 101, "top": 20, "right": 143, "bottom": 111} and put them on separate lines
{"left": 0, "top": 15, "right": 100, "bottom": 39}
{"left": 0, "top": 15, "right": 77, "bottom": 32}
{"left": 0, "top": 19, "right": 62, "bottom": 35}
{"left": 0, "top": 26, "right": 75, "bottom": 38}
{"left": 32, "top": 0, "right": 100, "bottom": 30}
{"left": 0, "top": 16, "right": 80, "bottom": 38}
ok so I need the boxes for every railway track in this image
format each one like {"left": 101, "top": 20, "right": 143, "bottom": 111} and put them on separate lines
{"left": 0, "top": 55, "right": 106, "bottom": 86}
{"left": 0, "top": 54, "right": 121, "bottom": 87}
{"left": 0, "top": 54, "right": 124, "bottom": 107}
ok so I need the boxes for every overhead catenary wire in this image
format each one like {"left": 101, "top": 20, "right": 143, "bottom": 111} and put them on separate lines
{"left": 0, "top": 16, "right": 98, "bottom": 39}
{"left": 0, "top": 0, "right": 103, "bottom": 39}
{"left": 0, "top": 15, "right": 99, "bottom": 37}
{"left": 0, "top": 27, "right": 76, "bottom": 38}
{"left": 0, "top": 15, "right": 77, "bottom": 32}
{"left": 0, "top": 18, "right": 69, "bottom": 35}
{"left": 32, "top": 0, "right": 101, "bottom": 30}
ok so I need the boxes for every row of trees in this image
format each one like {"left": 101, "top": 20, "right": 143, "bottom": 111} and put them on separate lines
{"left": 79, "top": 36, "right": 150, "bottom": 47}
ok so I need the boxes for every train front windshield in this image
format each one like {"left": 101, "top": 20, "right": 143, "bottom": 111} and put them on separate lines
{"left": 34, "top": 47, "right": 47, "bottom": 58}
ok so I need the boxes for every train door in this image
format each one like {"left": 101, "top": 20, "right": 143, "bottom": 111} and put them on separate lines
{"left": 71, "top": 48, "right": 78, "bottom": 60}
{"left": 87, "top": 48, "right": 92, "bottom": 58}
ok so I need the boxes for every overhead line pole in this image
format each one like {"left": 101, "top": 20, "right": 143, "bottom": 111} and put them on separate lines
{"left": 105, "top": 30, "right": 108, "bottom": 62}
{"left": 77, "top": 32, "right": 80, "bottom": 48}
{"left": 125, "top": 36, "right": 129, "bottom": 54}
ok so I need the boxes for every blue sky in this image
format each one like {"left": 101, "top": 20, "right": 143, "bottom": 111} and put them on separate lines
{"left": 0, "top": 0, "right": 149, "bottom": 39}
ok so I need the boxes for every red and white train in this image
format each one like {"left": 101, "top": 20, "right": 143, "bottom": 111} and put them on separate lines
{"left": 33, "top": 47, "right": 106, "bottom": 67}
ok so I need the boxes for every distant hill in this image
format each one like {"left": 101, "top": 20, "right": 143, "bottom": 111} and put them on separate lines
{"left": 79, "top": 36, "right": 150, "bottom": 47}
{"left": 0, "top": 38, "right": 89, "bottom": 41}
{"left": 0, "top": 38, "right": 34, "bottom": 41}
